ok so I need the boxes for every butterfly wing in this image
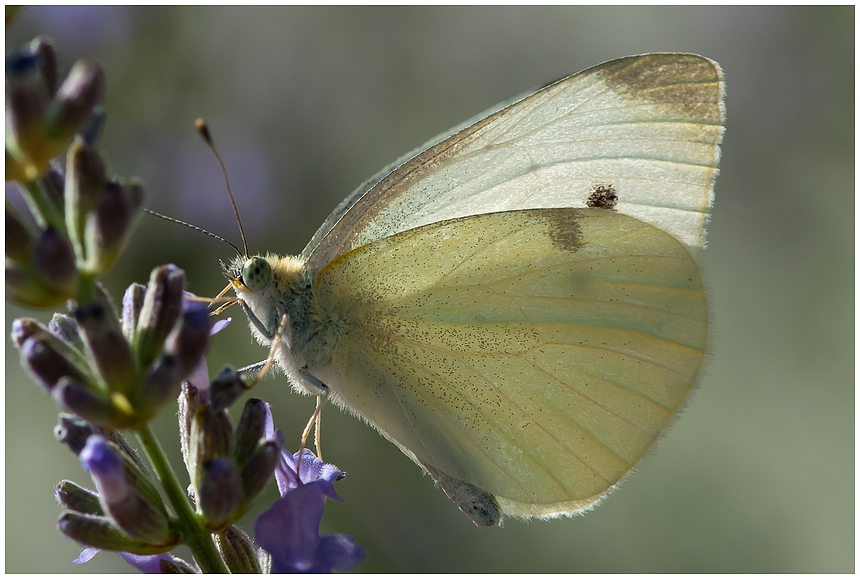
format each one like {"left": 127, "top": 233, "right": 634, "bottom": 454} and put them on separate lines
{"left": 309, "top": 208, "right": 707, "bottom": 522}
{"left": 302, "top": 53, "right": 725, "bottom": 273}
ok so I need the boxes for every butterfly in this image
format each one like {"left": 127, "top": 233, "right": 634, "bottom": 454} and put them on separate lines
{"left": 223, "top": 53, "right": 725, "bottom": 526}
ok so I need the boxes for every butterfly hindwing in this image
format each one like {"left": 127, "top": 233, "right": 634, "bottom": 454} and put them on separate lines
{"left": 309, "top": 208, "right": 707, "bottom": 519}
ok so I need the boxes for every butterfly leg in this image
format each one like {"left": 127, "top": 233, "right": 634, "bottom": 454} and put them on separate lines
{"left": 299, "top": 368, "right": 328, "bottom": 459}
{"left": 237, "top": 360, "right": 266, "bottom": 376}
{"left": 240, "top": 313, "right": 289, "bottom": 391}
{"left": 238, "top": 299, "right": 274, "bottom": 340}
{"left": 296, "top": 386, "right": 330, "bottom": 484}
{"left": 315, "top": 395, "right": 323, "bottom": 460}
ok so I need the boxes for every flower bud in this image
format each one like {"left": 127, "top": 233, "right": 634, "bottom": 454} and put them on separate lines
{"left": 121, "top": 553, "right": 197, "bottom": 574}
{"left": 5, "top": 223, "right": 79, "bottom": 305}
{"left": 6, "top": 46, "right": 49, "bottom": 112}
{"left": 53, "top": 378, "right": 133, "bottom": 429}
{"left": 82, "top": 105, "right": 105, "bottom": 146}
{"left": 80, "top": 435, "right": 172, "bottom": 544}
{"left": 11, "top": 317, "right": 42, "bottom": 348}
{"left": 57, "top": 511, "right": 165, "bottom": 555}
{"left": 233, "top": 398, "right": 271, "bottom": 466}
{"left": 6, "top": 213, "right": 77, "bottom": 307}
{"left": 33, "top": 226, "right": 78, "bottom": 291}
{"left": 178, "top": 382, "right": 203, "bottom": 485}
{"left": 237, "top": 441, "right": 279, "bottom": 511}
{"left": 54, "top": 413, "right": 96, "bottom": 455}
{"left": 48, "top": 311, "right": 77, "bottom": 339}
{"left": 232, "top": 401, "right": 279, "bottom": 521}
{"left": 80, "top": 435, "right": 128, "bottom": 502}
{"left": 164, "top": 299, "right": 211, "bottom": 378}
{"left": 5, "top": 39, "right": 103, "bottom": 182}
{"left": 5, "top": 40, "right": 55, "bottom": 181}
{"left": 191, "top": 405, "right": 234, "bottom": 468}
{"left": 82, "top": 179, "right": 144, "bottom": 275}
{"left": 5, "top": 262, "right": 66, "bottom": 307}
{"left": 6, "top": 204, "right": 34, "bottom": 263}
{"left": 30, "top": 37, "right": 59, "bottom": 97}
{"left": 215, "top": 525, "right": 263, "bottom": 574}
{"left": 159, "top": 557, "right": 197, "bottom": 574}
{"left": 139, "top": 354, "right": 184, "bottom": 414}
{"left": 198, "top": 457, "right": 242, "bottom": 529}
{"left": 110, "top": 444, "right": 163, "bottom": 515}
{"left": 64, "top": 138, "right": 107, "bottom": 259}
{"left": 18, "top": 333, "right": 91, "bottom": 392}
{"left": 56, "top": 479, "right": 104, "bottom": 516}
{"left": 209, "top": 366, "right": 248, "bottom": 413}
{"left": 44, "top": 59, "right": 104, "bottom": 143}
{"left": 134, "top": 265, "right": 185, "bottom": 369}
{"left": 189, "top": 404, "right": 233, "bottom": 504}
{"left": 40, "top": 163, "right": 66, "bottom": 208}
{"left": 73, "top": 294, "right": 136, "bottom": 398}
{"left": 121, "top": 283, "right": 146, "bottom": 341}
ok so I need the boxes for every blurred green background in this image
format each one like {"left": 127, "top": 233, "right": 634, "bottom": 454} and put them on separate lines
{"left": 5, "top": 6, "right": 853, "bottom": 573}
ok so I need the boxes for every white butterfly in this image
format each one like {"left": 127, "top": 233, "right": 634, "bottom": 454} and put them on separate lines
{"left": 226, "top": 53, "right": 725, "bottom": 526}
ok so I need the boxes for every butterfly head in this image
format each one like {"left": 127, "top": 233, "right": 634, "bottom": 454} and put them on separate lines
{"left": 223, "top": 255, "right": 273, "bottom": 293}
{"left": 222, "top": 253, "right": 308, "bottom": 343}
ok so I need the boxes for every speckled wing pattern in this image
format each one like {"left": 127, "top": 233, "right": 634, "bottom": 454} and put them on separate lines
{"left": 302, "top": 53, "right": 725, "bottom": 273}
{"left": 311, "top": 209, "right": 708, "bottom": 520}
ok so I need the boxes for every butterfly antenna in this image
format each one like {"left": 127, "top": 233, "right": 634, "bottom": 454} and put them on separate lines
{"left": 195, "top": 118, "right": 250, "bottom": 257}
{"left": 141, "top": 208, "right": 243, "bottom": 256}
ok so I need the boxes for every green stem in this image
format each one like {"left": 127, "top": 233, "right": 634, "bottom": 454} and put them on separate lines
{"left": 22, "top": 179, "right": 65, "bottom": 234}
{"left": 75, "top": 275, "right": 97, "bottom": 306}
{"left": 135, "top": 424, "right": 229, "bottom": 574}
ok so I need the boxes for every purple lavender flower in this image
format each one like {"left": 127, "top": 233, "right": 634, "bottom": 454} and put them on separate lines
{"left": 255, "top": 449, "right": 364, "bottom": 573}
{"left": 79, "top": 435, "right": 171, "bottom": 543}
{"left": 75, "top": 548, "right": 196, "bottom": 573}
{"left": 120, "top": 552, "right": 196, "bottom": 573}
{"left": 182, "top": 304, "right": 231, "bottom": 395}
{"left": 79, "top": 435, "right": 128, "bottom": 505}
{"left": 165, "top": 295, "right": 214, "bottom": 377}
{"left": 275, "top": 449, "right": 344, "bottom": 501}
{"left": 73, "top": 546, "right": 99, "bottom": 565}
{"left": 255, "top": 482, "right": 365, "bottom": 573}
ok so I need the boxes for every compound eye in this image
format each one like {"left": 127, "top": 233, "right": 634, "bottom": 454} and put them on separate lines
{"left": 241, "top": 257, "right": 271, "bottom": 292}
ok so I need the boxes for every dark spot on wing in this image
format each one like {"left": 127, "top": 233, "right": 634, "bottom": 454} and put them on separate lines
{"left": 547, "top": 212, "right": 584, "bottom": 252}
{"left": 586, "top": 183, "right": 618, "bottom": 210}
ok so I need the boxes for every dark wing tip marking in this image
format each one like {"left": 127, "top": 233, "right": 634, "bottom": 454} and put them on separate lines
{"left": 603, "top": 55, "right": 721, "bottom": 119}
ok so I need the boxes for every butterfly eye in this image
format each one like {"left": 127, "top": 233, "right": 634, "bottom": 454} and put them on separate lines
{"left": 241, "top": 257, "right": 271, "bottom": 291}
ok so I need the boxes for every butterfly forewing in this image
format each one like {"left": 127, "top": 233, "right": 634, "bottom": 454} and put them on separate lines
{"left": 303, "top": 53, "right": 725, "bottom": 273}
